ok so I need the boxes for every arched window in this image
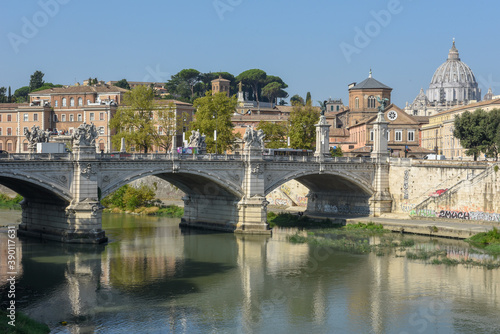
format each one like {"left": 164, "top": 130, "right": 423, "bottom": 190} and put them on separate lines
{"left": 355, "top": 97, "right": 359, "bottom": 109}
{"left": 70, "top": 98, "right": 75, "bottom": 106}
{"left": 55, "top": 100, "right": 59, "bottom": 107}
{"left": 368, "top": 96, "right": 376, "bottom": 109}
{"left": 62, "top": 98, "right": 67, "bottom": 107}
{"left": 78, "top": 97, "right": 83, "bottom": 106}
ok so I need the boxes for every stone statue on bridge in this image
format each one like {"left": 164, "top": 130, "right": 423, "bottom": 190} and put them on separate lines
{"left": 73, "top": 123, "right": 99, "bottom": 147}
{"left": 24, "top": 125, "right": 51, "bottom": 152}
{"left": 243, "top": 126, "right": 265, "bottom": 150}
{"left": 187, "top": 129, "right": 207, "bottom": 153}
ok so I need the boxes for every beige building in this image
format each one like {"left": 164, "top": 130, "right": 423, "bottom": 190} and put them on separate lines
{"left": 421, "top": 98, "right": 500, "bottom": 159}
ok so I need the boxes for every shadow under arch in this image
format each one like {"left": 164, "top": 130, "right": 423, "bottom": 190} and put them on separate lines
{"left": 0, "top": 174, "right": 71, "bottom": 206}
{"left": 265, "top": 170, "right": 374, "bottom": 216}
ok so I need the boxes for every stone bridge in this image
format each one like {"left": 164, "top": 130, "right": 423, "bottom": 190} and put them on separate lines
{"left": 0, "top": 113, "right": 392, "bottom": 243}
{"left": 0, "top": 147, "right": 390, "bottom": 243}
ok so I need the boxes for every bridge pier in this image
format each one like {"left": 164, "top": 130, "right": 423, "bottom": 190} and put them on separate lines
{"left": 180, "top": 194, "right": 239, "bottom": 232}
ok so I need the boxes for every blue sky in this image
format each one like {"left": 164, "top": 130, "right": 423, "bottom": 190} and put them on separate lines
{"left": 1, "top": 0, "right": 499, "bottom": 107}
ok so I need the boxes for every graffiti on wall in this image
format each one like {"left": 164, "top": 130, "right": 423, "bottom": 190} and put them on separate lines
{"left": 274, "top": 198, "right": 289, "bottom": 206}
{"left": 403, "top": 169, "right": 410, "bottom": 200}
{"left": 429, "top": 189, "right": 448, "bottom": 197}
{"left": 317, "top": 203, "right": 370, "bottom": 215}
{"left": 410, "top": 208, "right": 500, "bottom": 222}
{"left": 280, "top": 184, "right": 292, "bottom": 196}
{"left": 400, "top": 202, "right": 415, "bottom": 213}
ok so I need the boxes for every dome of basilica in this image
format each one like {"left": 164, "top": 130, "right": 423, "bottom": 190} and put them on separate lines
{"left": 426, "top": 40, "right": 481, "bottom": 103}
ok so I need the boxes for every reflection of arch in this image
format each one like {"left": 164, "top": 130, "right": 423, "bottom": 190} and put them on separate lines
{"left": 265, "top": 170, "right": 373, "bottom": 197}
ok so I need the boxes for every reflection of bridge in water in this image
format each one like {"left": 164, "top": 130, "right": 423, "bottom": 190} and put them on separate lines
{"left": 0, "top": 148, "right": 391, "bottom": 243}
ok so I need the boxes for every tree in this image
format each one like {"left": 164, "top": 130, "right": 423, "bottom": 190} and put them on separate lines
{"left": 257, "top": 121, "right": 288, "bottom": 148}
{"left": 150, "top": 102, "right": 178, "bottom": 152}
{"left": 290, "top": 94, "right": 304, "bottom": 106}
{"left": 29, "top": 70, "right": 45, "bottom": 91}
{"left": 288, "top": 104, "right": 320, "bottom": 150}
{"left": 31, "top": 83, "right": 63, "bottom": 93}
{"left": 306, "top": 92, "right": 312, "bottom": 106}
{"left": 13, "top": 86, "right": 30, "bottom": 102}
{"left": 236, "top": 69, "right": 267, "bottom": 106}
{"left": 114, "top": 79, "right": 131, "bottom": 90}
{"left": 484, "top": 108, "right": 500, "bottom": 161}
{"left": 191, "top": 91, "right": 237, "bottom": 153}
{"left": 110, "top": 86, "right": 157, "bottom": 153}
{"left": 330, "top": 146, "right": 343, "bottom": 157}
{"left": 261, "top": 82, "right": 283, "bottom": 106}
{"left": 8, "top": 86, "right": 11, "bottom": 103}
{"left": 166, "top": 69, "right": 201, "bottom": 101}
{"left": 0, "top": 87, "right": 6, "bottom": 103}
{"left": 453, "top": 109, "right": 489, "bottom": 161}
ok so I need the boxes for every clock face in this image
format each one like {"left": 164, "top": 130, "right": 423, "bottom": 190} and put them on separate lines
{"left": 387, "top": 110, "right": 398, "bottom": 121}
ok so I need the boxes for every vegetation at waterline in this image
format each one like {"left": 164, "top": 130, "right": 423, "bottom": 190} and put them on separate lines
{"left": 267, "top": 212, "right": 340, "bottom": 228}
{"left": 102, "top": 184, "right": 183, "bottom": 217}
{"left": 0, "top": 309, "right": 50, "bottom": 334}
{"left": 466, "top": 227, "right": 500, "bottom": 254}
{"left": 272, "top": 212, "right": 500, "bottom": 269}
{"left": 0, "top": 194, "right": 23, "bottom": 209}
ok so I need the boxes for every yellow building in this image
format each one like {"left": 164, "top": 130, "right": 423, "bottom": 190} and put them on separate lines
{"left": 421, "top": 99, "right": 500, "bottom": 159}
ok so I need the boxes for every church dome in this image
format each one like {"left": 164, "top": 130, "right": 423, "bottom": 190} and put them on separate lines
{"left": 426, "top": 40, "right": 481, "bottom": 103}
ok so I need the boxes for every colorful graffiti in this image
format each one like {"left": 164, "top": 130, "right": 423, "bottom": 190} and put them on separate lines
{"left": 403, "top": 170, "right": 409, "bottom": 200}
{"left": 280, "top": 184, "right": 292, "bottom": 196}
{"left": 429, "top": 189, "right": 448, "bottom": 197}
{"left": 410, "top": 208, "right": 500, "bottom": 222}
{"left": 274, "top": 198, "right": 289, "bottom": 206}
{"left": 400, "top": 202, "right": 416, "bottom": 213}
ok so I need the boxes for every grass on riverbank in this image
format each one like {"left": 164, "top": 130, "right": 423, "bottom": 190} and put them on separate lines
{"left": 0, "top": 310, "right": 50, "bottom": 334}
{"left": 0, "top": 194, "right": 23, "bottom": 210}
{"left": 267, "top": 212, "right": 342, "bottom": 228}
{"left": 104, "top": 205, "right": 184, "bottom": 218}
{"left": 466, "top": 227, "right": 500, "bottom": 254}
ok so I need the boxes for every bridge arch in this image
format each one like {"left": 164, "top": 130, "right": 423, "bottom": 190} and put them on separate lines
{"left": 265, "top": 170, "right": 374, "bottom": 196}
{"left": 0, "top": 173, "right": 72, "bottom": 205}
{"left": 100, "top": 168, "right": 243, "bottom": 199}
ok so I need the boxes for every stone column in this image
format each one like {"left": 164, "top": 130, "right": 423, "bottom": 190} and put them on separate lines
{"left": 370, "top": 110, "right": 392, "bottom": 216}
{"left": 314, "top": 115, "right": 331, "bottom": 159}
{"left": 65, "top": 145, "right": 107, "bottom": 243}
{"left": 236, "top": 146, "right": 271, "bottom": 234}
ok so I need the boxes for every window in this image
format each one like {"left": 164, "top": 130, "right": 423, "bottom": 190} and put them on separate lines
{"left": 7, "top": 142, "right": 12, "bottom": 151}
{"left": 33, "top": 113, "right": 38, "bottom": 121}
{"left": 408, "top": 130, "right": 415, "bottom": 141}
{"left": 23, "top": 142, "right": 28, "bottom": 151}
{"left": 62, "top": 98, "right": 67, "bottom": 106}
{"left": 368, "top": 96, "right": 376, "bottom": 109}
{"left": 7, "top": 114, "right": 12, "bottom": 122}
{"left": 69, "top": 128, "right": 74, "bottom": 135}
{"left": 77, "top": 114, "right": 82, "bottom": 122}
{"left": 98, "top": 126, "right": 105, "bottom": 135}
{"left": 78, "top": 97, "right": 83, "bottom": 106}
{"left": 349, "top": 145, "right": 354, "bottom": 149}
{"left": 337, "top": 105, "right": 340, "bottom": 111}
{"left": 55, "top": 100, "right": 58, "bottom": 107}
{"left": 0, "top": 115, "right": 2, "bottom": 122}
{"left": 7, "top": 128, "right": 12, "bottom": 136}
{"left": 355, "top": 97, "right": 359, "bottom": 109}
{"left": 0, "top": 128, "right": 2, "bottom": 135}
{"left": 0, "top": 142, "right": 2, "bottom": 150}
{"left": 70, "top": 114, "right": 74, "bottom": 122}
{"left": 61, "top": 114, "right": 66, "bottom": 122}
{"left": 100, "top": 112, "right": 105, "bottom": 121}
{"left": 89, "top": 113, "right": 95, "bottom": 121}
{"left": 23, "top": 114, "right": 28, "bottom": 121}
{"left": 370, "top": 130, "right": 374, "bottom": 141}
{"left": 330, "top": 106, "right": 333, "bottom": 111}
{"left": 70, "top": 98, "right": 74, "bottom": 107}
{"left": 387, "top": 130, "right": 390, "bottom": 141}
{"left": 54, "top": 114, "right": 58, "bottom": 122}
{"left": 99, "top": 142, "right": 105, "bottom": 151}
{"left": 87, "top": 99, "right": 91, "bottom": 105}
{"left": 395, "top": 130, "right": 402, "bottom": 141}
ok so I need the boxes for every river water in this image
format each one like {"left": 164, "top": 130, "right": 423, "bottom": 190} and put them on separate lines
{"left": 1, "top": 212, "right": 500, "bottom": 333}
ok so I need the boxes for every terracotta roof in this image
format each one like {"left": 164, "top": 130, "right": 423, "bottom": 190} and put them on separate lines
{"left": 29, "top": 85, "right": 129, "bottom": 95}
{"left": 0, "top": 103, "right": 29, "bottom": 109}
{"left": 155, "top": 99, "right": 193, "bottom": 106}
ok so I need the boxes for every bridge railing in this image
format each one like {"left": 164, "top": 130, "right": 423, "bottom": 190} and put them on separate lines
{"left": 0, "top": 153, "right": 73, "bottom": 161}
{"left": 98, "top": 153, "right": 245, "bottom": 161}
{"left": 262, "top": 155, "right": 374, "bottom": 163}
